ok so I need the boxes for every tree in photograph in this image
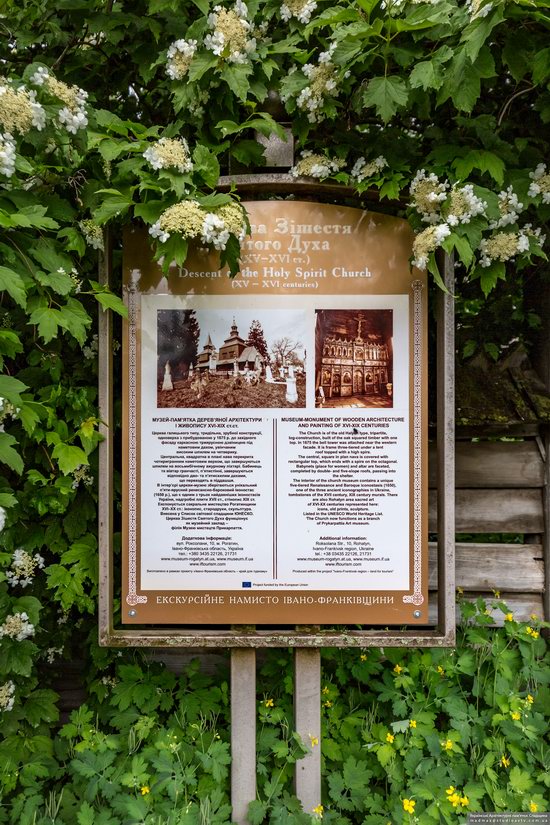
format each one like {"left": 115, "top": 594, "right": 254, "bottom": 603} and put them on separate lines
{"left": 157, "top": 309, "right": 200, "bottom": 380}
{"left": 246, "top": 319, "right": 270, "bottom": 362}
{"left": 271, "top": 337, "right": 303, "bottom": 368}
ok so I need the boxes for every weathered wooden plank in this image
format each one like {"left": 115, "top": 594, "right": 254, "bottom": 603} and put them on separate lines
{"left": 436, "top": 253, "right": 456, "bottom": 642}
{"left": 147, "top": 650, "right": 228, "bottom": 675}
{"left": 231, "top": 649, "right": 256, "bottom": 825}
{"left": 428, "top": 592, "right": 543, "bottom": 624}
{"left": 294, "top": 649, "right": 321, "bottom": 816}
{"left": 428, "top": 441, "right": 544, "bottom": 489}
{"left": 428, "top": 543, "right": 543, "bottom": 592}
{"left": 428, "top": 489, "right": 544, "bottom": 533}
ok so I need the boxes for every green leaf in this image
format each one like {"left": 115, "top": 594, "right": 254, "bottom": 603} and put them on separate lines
{"left": 508, "top": 766, "right": 533, "bottom": 794}
{"left": 188, "top": 51, "right": 218, "bottom": 83}
{"left": 224, "top": 64, "right": 252, "bottom": 101}
{"left": 134, "top": 200, "right": 166, "bottom": 224}
{"left": 409, "top": 60, "right": 441, "bottom": 91}
{"left": 56, "top": 298, "right": 92, "bottom": 344}
{"left": 51, "top": 443, "right": 89, "bottom": 475}
{"left": 23, "top": 690, "right": 60, "bottom": 727}
{"left": 193, "top": 145, "right": 220, "bottom": 189}
{"left": 454, "top": 150, "right": 505, "bottom": 185}
{"left": 77, "top": 801, "right": 95, "bottom": 825}
{"left": 0, "top": 432, "right": 23, "bottom": 474}
{"left": 0, "top": 375, "right": 28, "bottom": 406}
{"left": 93, "top": 189, "right": 133, "bottom": 224}
{"left": 34, "top": 269, "right": 75, "bottom": 296}
{"left": 29, "top": 240, "right": 73, "bottom": 276}
{"left": 247, "top": 800, "right": 268, "bottom": 825}
{"left": 89, "top": 282, "right": 128, "bottom": 318}
{"left": 0, "top": 266, "right": 27, "bottom": 308}
{"left": 28, "top": 305, "right": 61, "bottom": 343}
{"left": 362, "top": 76, "right": 408, "bottom": 122}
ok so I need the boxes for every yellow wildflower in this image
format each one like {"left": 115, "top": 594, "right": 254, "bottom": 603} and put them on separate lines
{"left": 443, "top": 739, "right": 453, "bottom": 751}
{"left": 312, "top": 804, "right": 324, "bottom": 818}
{"left": 437, "top": 665, "right": 445, "bottom": 675}
{"left": 386, "top": 733, "right": 395, "bottom": 743}
{"left": 402, "top": 799, "right": 415, "bottom": 814}
{"left": 504, "top": 612, "right": 514, "bottom": 622}
{"left": 446, "top": 787, "right": 455, "bottom": 796}
{"left": 140, "top": 786, "right": 150, "bottom": 795}
{"left": 460, "top": 796, "right": 469, "bottom": 807}
{"left": 324, "top": 700, "right": 333, "bottom": 708}
{"left": 531, "top": 631, "right": 539, "bottom": 639}
{"left": 526, "top": 626, "right": 534, "bottom": 636}
{"left": 360, "top": 653, "right": 368, "bottom": 661}
{"left": 448, "top": 793, "right": 461, "bottom": 808}
{"left": 526, "top": 694, "right": 534, "bottom": 704}
{"left": 493, "top": 589, "right": 501, "bottom": 597}
{"left": 393, "top": 664, "right": 403, "bottom": 674}
{"left": 322, "top": 686, "right": 330, "bottom": 695}
{"left": 500, "top": 755, "right": 510, "bottom": 768}
{"left": 409, "top": 720, "right": 417, "bottom": 728}
{"left": 511, "top": 711, "right": 521, "bottom": 721}
{"left": 264, "top": 698, "right": 274, "bottom": 708}
{"left": 530, "top": 613, "right": 538, "bottom": 621}
{"left": 457, "top": 586, "right": 464, "bottom": 595}
{"left": 529, "top": 802, "right": 538, "bottom": 813}
{"left": 309, "top": 734, "right": 319, "bottom": 747}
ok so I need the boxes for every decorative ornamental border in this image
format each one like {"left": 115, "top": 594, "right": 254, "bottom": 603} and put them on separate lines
{"left": 403, "top": 279, "right": 424, "bottom": 607}
{"left": 126, "top": 276, "right": 147, "bottom": 606}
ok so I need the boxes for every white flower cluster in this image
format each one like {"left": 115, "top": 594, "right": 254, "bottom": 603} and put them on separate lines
{"left": 0, "top": 611, "right": 35, "bottom": 641}
{"left": 410, "top": 169, "right": 449, "bottom": 224}
{"left": 412, "top": 223, "right": 451, "bottom": 270}
{"left": 150, "top": 200, "right": 247, "bottom": 252}
{"left": 446, "top": 184, "right": 487, "bottom": 226}
{"left": 528, "top": 163, "right": 550, "bottom": 204}
{"left": 0, "top": 79, "right": 46, "bottom": 135}
{"left": 101, "top": 675, "right": 119, "bottom": 688}
{"left": 166, "top": 39, "right": 198, "bottom": 80}
{"left": 351, "top": 155, "right": 388, "bottom": 183}
{"left": 465, "top": 0, "right": 493, "bottom": 19}
{"left": 0, "top": 681, "right": 15, "bottom": 713}
{"left": 83, "top": 333, "right": 99, "bottom": 360}
{"left": 287, "top": 44, "right": 343, "bottom": 123}
{"left": 490, "top": 186, "right": 524, "bottom": 229}
{"left": 0, "top": 506, "right": 5, "bottom": 533}
{"left": 0, "top": 131, "right": 16, "bottom": 177}
{"left": 72, "top": 464, "right": 94, "bottom": 490}
{"left": 30, "top": 67, "right": 88, "bottom": 134}
{"left": 80, "top": 219, "right": 104, "bottom": 251}
{"left": 479, "top": 230, "right": 530, "bottom": 268}
{"left": 44, "top": 646, "right": 63, "bottom": 664}
{"left": 6, "top": 548, "right": 45, "bottom": 588}
{"left": 143, "top": 137, "right": 193, "bottom": 174}
{"left": 204, "top": 2, "right": 256, "bottom": 64}
{"left": 290, "top": 151, "right": 344, "bottom": 179}
{"left": 280, "top": 0, "right": 317, "bottom": 24}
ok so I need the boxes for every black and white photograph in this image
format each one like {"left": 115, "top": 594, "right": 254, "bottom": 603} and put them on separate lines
{"left": 157, "top": 309, "right": 307, "bottom": 408}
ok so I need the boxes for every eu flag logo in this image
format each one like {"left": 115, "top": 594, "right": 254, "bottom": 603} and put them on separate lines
{"left": 242, "top": 582, "right": 252, "bottom": 588}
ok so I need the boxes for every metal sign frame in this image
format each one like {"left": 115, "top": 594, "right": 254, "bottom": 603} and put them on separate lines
{"left": 98, "top": 176, "right": 455, "bottom": 648}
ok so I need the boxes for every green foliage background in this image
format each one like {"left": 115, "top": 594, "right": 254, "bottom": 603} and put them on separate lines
{"left": 0, "top": 0, "right": 549, "bottom": 822}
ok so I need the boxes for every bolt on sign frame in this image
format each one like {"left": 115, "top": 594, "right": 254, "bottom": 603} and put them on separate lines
{"left": 98, "top": 176, "right": 455, "bottom": 649}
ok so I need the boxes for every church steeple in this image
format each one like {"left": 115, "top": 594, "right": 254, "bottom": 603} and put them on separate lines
{"left": 230, "top": 318, "right": 239, "bottom": 337}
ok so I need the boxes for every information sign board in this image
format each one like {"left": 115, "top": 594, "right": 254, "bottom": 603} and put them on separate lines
{"left": 122, "top": 201, "right": 428, "bottom": 624}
